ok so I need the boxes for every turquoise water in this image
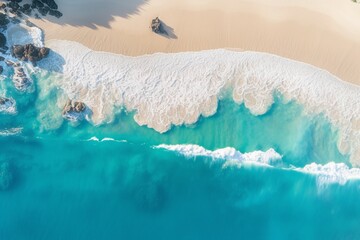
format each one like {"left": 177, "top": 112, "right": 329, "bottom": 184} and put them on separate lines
{"left": 0, "top": 72, "right": 359, "bottom": 240}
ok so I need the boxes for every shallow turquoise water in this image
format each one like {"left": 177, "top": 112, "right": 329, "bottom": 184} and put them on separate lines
{"left": 0, "top": 73, "right": 359, "bottom": 240}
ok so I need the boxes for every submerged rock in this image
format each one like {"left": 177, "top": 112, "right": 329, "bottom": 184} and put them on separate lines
{"left": 11, "top": 44, "right": 50, "bottom": 64}
{"left": 0, "top": 32, "right": 6, "bottom": 49}
{"left": 5, "top": 59, "right": 15, "bottom": 66}
{"left": 0, "top": 96, "right": 16, "bottom": 113}
{"left": 0, "top": 97, "right": 11, "bottom": 105}
{"left": 0, "top": 13, "right": 9, "bottom": 27}
{"left": 0, "top": 162, "right": 13, "bottom": 191}
{"left": 151, "top": 17, "right": 166, "bottom": 34}
{"left": 12, "top": 65, "right": 31, "bottom": 91}
{"left": 62, "top": 99, "right": 88, "bottom": 121}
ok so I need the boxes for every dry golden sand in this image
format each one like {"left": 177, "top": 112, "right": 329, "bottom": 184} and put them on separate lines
{"left": 29, "top": 0, "right": 360, "bottom": 85}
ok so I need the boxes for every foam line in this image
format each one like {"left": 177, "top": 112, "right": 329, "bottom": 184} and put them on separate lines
{"left": 156, "top": 144, "right": 360, "bottom": 186}
{"left": 155, "top": 144, "right": 282, "bottom": 166}
{"left": 40, "top": 40, "right": 360, "bottom": 165}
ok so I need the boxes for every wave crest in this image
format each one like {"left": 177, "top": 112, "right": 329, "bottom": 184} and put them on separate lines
{"left": 155, "top": 144, "right": 282, "bottom": 166}
{"left": 156, "top": 144, "right": 360, "bottom": 186}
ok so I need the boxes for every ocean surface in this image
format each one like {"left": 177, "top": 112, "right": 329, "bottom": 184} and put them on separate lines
{"left": 1, "top": 68, "right": 360, "bottom": 240}
{"left": 0, "top": 23, "right": 359, "bottom": 239}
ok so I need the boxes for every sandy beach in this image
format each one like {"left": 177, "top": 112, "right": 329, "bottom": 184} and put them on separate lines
{"left": 27, "top": 0, "right": 360, "bottom": 85}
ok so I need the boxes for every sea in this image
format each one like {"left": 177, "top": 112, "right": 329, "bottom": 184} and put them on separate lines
{"left": 0, "top": 24, "right": 360, "bottom": 240}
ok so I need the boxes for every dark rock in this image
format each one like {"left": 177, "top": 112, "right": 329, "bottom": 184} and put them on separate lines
{"left": 0, "top": 97, "right": 10, "bottom": 105}
{"left": 15, "top": 11, "right": 22, "bottom": 18}
{"left": 13, "top": 65, "right": 31, "bottom": 91}
{"left": 11, "top": 45, "right": 25, "bottom": 59}
{"left": 63, "top": 100, "right": 86, "bottom": 114}
{"left": 32, "top": 0, "right": 44, "bottom": 8}
{"left": 62, "top": 100, "right": 87, "bottom": 121}
{"left": 5, "top": 60, "right": 15, "bottom": 66}
{"left": 0, "top": 33, "right": 6, "bottom": 48}
{"left": 7, "top": 1, "right": 20, "bottom": 12}
{"left": 0, "top": 66, "right": 3, "bottom": 74}
{"left": 20, "top": 4, "right": 32, "bottom": 15}
{"left": 48, "top": 9, "right": 62, "bottom": 18}
{"left": 0, "top": 13, "right": 9, "bottom": 27}
{"left": 0, "top": 56, "right": 5, "bottom": 61}
{"left": 11, "top": 44, "right": 50, "bottom": 64}
{"left": 151, "top": 17, "right": 166, "bottom": 34}
{"left": 22, "top": 3, "right": 31, "bottom": 10}
{"left": 74, "top": 102, "right": 86, "bottom": 113}
{"left": 0, "top": 3, "right": 6, "bottom": 10}
{"left": 38, "top": 6, "right": 49, "bottom": 16}
{"left": 40, "top": 0, "right": 58, "bottom": 10}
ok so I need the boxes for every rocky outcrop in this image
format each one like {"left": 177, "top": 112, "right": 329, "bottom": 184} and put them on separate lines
{"left": 12, "top": 65, "right": 31, "bottom": 91}
{"left": 48, "top": 9, "right": 62, "bottom": 18}
{"left": 0, "top": 13, "right": 9, "bottom": 27}
{"left": 0, "top": 97, "right": 11, "bottom": 105}
{"left": 0, "top": 32, "right": 6, "bottom": 49}
{"left": 62, "top": 99, "right": 88, "bottom": 121}
{"left": 40, "top": 0, "right": 58, "bottom": 10}
{"left": 151, "top": 17, "right": 166, "bottom": 34}
{"left": 11, "top": 44, "right": 50, "bottom": 65}
{"left": 0, "top": 96, "right": 15, "bottom": 113}
{"left": 3, "top": 0, "right": 62, "bottom": 18}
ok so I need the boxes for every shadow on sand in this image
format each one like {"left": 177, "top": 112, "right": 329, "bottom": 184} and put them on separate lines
{"left": 158, "top": 21, "right": 177, "bottom": 39}
{"left": 37, "top": 0, "right": 150, "bottom": 29}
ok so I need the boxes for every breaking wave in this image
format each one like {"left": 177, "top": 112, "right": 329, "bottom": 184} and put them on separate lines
{"left": 38, "top": 40, "right": 360, "bottom": 165}
{"left": 156, "top": 144, "right": 360, "bottom": 186}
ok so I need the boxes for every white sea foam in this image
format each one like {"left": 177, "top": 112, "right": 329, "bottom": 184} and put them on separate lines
{"left": 155, "top": 144, "right": 282, "bottom": 166}
{"left": 295, "top": 162, "right": 360, "bottom": 186}
{"left": 0, "top": 127, "right": 22, "bottom": 136}
{"left": 6, "top": 22, "right": 44, "bottom": 47}
{"left": 87, "top": 136, "right": 126, "bottom": 143}
{"left": 0, "top": 97, "right": 16, "bottom": 114}
{"left": 156, "top": 144, "right": 360, "bottom": 186}
{"left": 40, "top": 40, "right": 360, "bottom": 165}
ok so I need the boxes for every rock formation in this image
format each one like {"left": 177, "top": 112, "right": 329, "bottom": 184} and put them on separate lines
{"left": 0, "top": 32, "right": 6, "bottom": 49}
{"left": 11, "top": 44, "right": 50, "bottom": 65}
{"left": 12, "top": 65, "right": 31, "bottom": 91}
{"left": 40, "top": 0, "right": 58, "bottom": 10}
{"left": 62, "top": 99, "right": 87, "bottom": 121}
{"left": 0, "top": 96, "right": 15, "bottom": 113}
{"left": 0, "top": 97, "right": 11, "bottom": 105}
{"left": 0, "top": 13, "right": 9, "bottom": 27}
{"left": 2, "top": 0, "right": 62, "bottom": 18}
{"left": 151, "top": 17, "right": 166, "bottom": 34}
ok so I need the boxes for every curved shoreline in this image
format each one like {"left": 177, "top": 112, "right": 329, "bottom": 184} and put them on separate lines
{"left": 30, "top": 0, "right": 360, "bottom": 85}
{"left": 38, "top": 39, "right": 360, "bottom": 165}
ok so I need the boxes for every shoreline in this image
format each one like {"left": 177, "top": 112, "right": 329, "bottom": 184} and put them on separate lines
{"left": 28, "top": 0, "right": 360, "bottom": 85}
{"left": 38, "top": 39, "right": 360, "bottom": 165}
